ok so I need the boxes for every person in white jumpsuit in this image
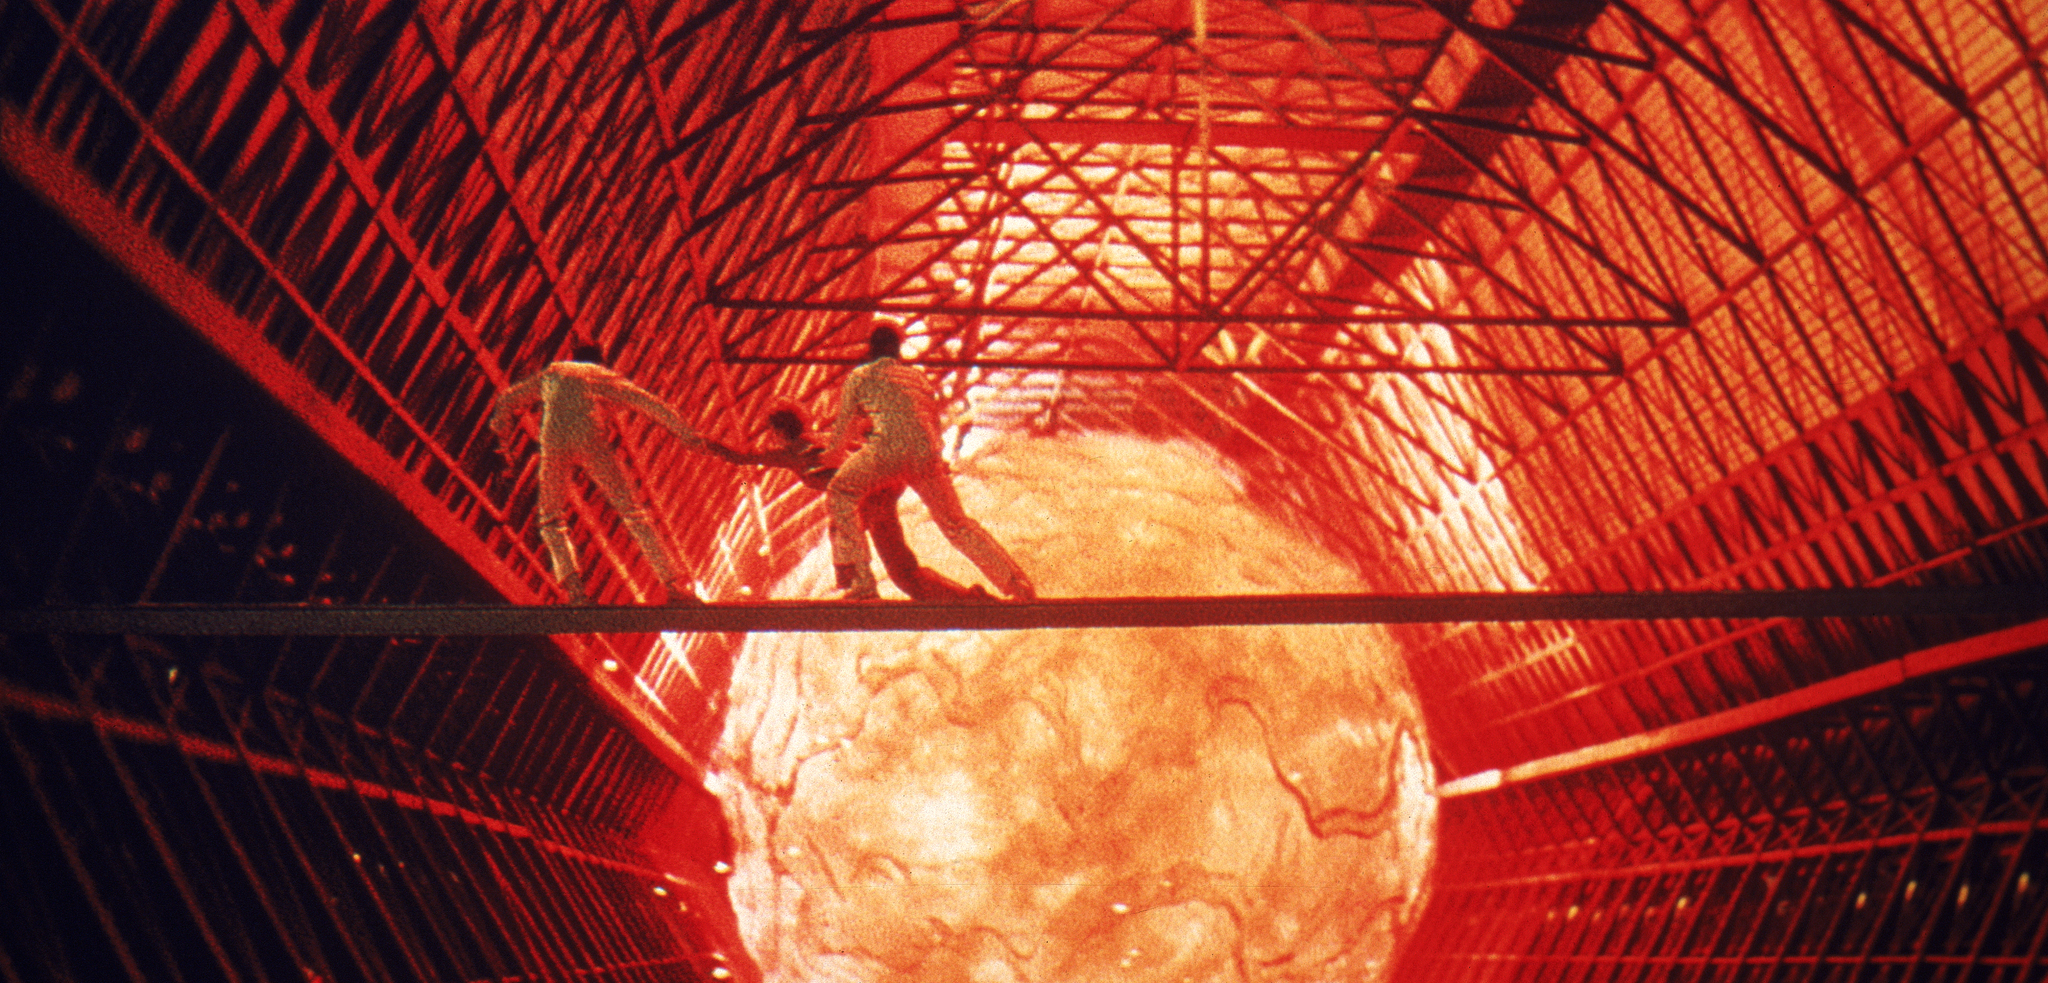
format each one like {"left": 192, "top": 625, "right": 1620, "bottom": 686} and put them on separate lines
{"left": 489, "top": 344, "right": 705, "bottom": 604}
{"left": 716, "top": 406, "right": 991, "bottom": 602}
{"left": 825, "top": 325, "right": 1036, "bottom": 601}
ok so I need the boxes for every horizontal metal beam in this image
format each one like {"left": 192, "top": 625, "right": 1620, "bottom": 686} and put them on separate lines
{"left": 4, "top": 587, "right": 2044, "bottom": 636}
{"left": 710, "top": 296, "right": 1690, "bottom": 329}
{"left": 723, "top": 353, "right": 1620, "bottom": 376}
{"left": 956, "top": 119, "right": 1391, "bottom": 153}
{"left": 968, "top": 22, "right": 1438, "bottom": 47}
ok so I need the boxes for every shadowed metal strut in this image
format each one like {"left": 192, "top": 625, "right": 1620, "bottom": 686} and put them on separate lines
{"left": 5, "top": 586, "right": 2044, "bottom": 635}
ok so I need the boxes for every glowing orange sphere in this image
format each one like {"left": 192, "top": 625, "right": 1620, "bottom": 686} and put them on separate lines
{"left": 713, "top": 435, "right": 1436, "bottom": 982}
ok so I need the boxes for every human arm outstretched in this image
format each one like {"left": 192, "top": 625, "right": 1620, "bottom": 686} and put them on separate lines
{"left": 595, "top": 372, "right": 708, "bottom": 451}
{"left": 488, "top": 373, "right": 545, "bottom": 439}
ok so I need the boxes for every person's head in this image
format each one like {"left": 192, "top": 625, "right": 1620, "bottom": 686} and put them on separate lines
{"left": 568, "top": 342, "right": 605, "bottom": 364}
{"left": 766, "top": 405, "right": 806, "bottom": 440}
{"left": 866, "top": 323, "right": 902, "bottom": 361}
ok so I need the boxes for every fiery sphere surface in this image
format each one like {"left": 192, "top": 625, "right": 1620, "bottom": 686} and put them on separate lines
{"left": 711, "top": 434, "right": 1436, "bottom": 982}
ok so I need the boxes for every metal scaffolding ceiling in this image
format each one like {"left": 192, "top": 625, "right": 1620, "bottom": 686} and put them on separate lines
{"left": 1, "top": 0, "right": 2046, "bottom": 980}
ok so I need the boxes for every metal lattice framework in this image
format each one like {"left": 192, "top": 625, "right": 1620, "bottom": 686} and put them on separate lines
{"left": 3, "top": 0, "right": 2041, "bottom": 695}
{"left": 1, "top": 0, "right": 2046, "bottom": 980}
{"left": 710, "top": 0, "right": 1668, "bottom": 378}
{"left": 0, "top": 0, "right": 914, "bottom": 613}
{"left": 1407, "top": 648, "right": 2048, "bottom": 982}
{"left": 0, "top": 227, "right": 736, "bottom": 982}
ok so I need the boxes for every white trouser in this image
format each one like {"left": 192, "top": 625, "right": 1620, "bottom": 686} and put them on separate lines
{"left": 535, "top": 440, "right": 688, "bottom": 599}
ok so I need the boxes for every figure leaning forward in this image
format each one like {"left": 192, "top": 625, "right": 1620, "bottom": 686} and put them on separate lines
{"left": 824, "top": 324, "right": 1036, "bottom": 601}
{"left": 489, "top": 343, "right": 706, "bottom": 605}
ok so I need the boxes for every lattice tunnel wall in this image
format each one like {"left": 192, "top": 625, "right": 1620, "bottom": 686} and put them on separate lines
{"left": 2, "top": 0, "right": 2046, "bottom": 981}
{"left": 1, "top": 175, "right": 738, "bottom": 982}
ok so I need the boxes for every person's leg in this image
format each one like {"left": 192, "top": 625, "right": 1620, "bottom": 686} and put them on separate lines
{"left": 581, "top": 443, "right": 695, "bottom": 602}
{"left": 535, "top": 450, "right": 587, "bottom": 603}
{"left": 860, "top": 485, "right": 920, "bottom": 590}
{"left": 826, "top": 450, "right": 889, "bottom": 598}
{"left": 860, "top": 485, "right": 981, "bottom": 601}
{"left": 906, "top": 461, "right": 1035, "bottom": 600}
{"left": 904, "top": 561, "right": 985, "bottom": 602}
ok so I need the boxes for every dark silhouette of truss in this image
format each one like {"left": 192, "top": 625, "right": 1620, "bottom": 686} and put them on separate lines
{"left": 8, "top": 584, "right": 2048, "bottom": 636}
{"left": 1, "top": 0, "right": 2045, "bottom": 980}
